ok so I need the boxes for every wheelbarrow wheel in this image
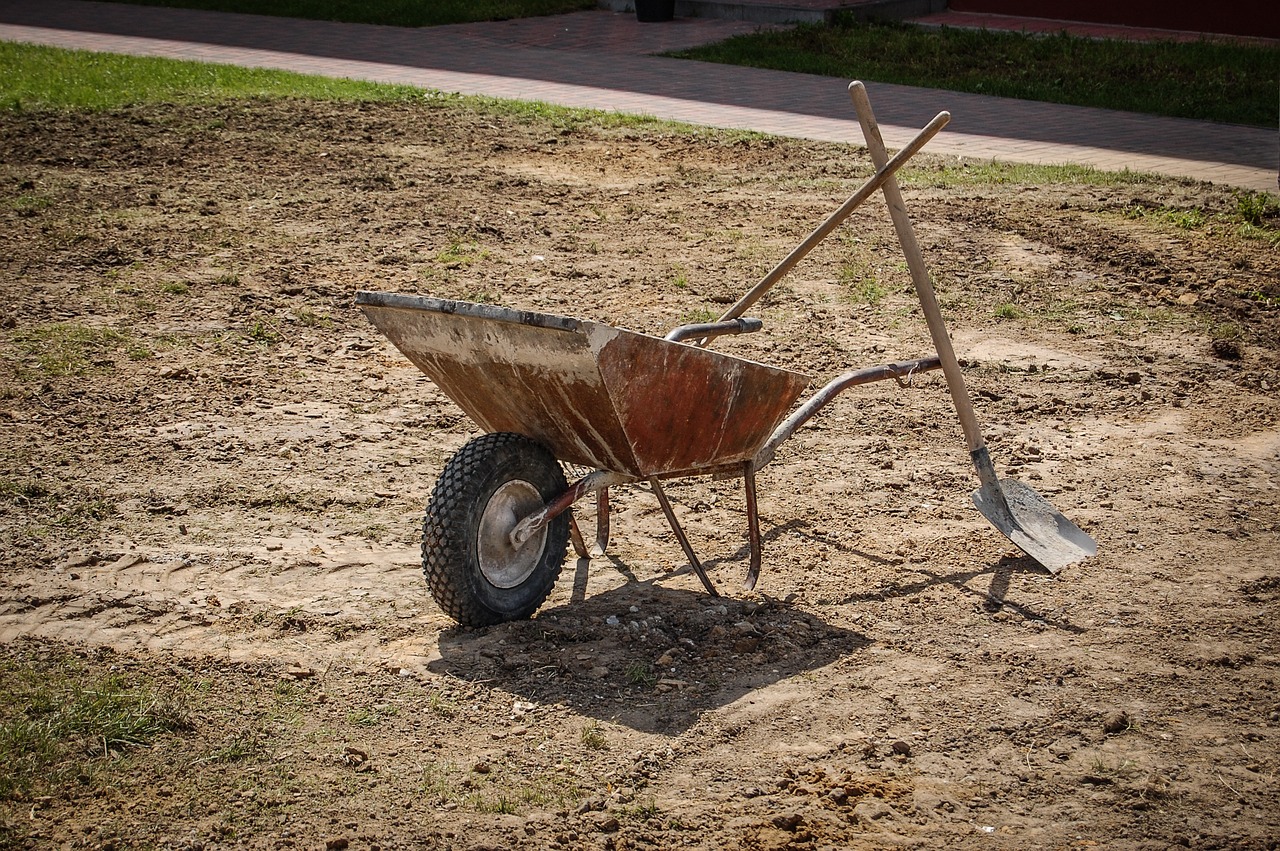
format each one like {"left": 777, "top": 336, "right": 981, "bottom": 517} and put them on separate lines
{"left": 422, "top": 432, "right": 569, "bottom": 628}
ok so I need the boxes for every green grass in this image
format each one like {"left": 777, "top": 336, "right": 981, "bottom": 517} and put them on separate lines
{"left": 0, "top": 41, "right": 430, "bottom": 110}
{"left": 1122, "top": 190, "right": 1280, "bottom": 247}
{"left": 0, "top": 41, "right": 686, "bottom": 138}
{"left": 100, "top": 0, "right": 594, "bottom": 27}
{"left": 0, "top": 653, "right": 190, "bottom": 798}
{"left": 673, "top": 18, "right": 1279, "bottom": 127}
{"left": 8, "top": 322, "right": 131, "bottom": 376}
{"left": 580, "top": 722, "right": 608, "bottom": 750}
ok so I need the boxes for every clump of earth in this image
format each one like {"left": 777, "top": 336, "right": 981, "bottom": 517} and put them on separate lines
{"left": 0, "top": 97, "right": 1276, "bottom": 849}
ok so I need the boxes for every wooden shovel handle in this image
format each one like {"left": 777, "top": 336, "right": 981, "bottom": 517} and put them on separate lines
{"left": 847, "top": 81, "right": 987, "bottom": 456}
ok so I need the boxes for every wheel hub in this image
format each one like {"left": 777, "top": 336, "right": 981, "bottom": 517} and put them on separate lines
{"left": 477, "top": 479, "right": 547, "bottom": 588}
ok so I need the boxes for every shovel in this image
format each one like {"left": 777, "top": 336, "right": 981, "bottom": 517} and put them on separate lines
{"left": 848, "top": 81, "right": 1097, "bottom": 573}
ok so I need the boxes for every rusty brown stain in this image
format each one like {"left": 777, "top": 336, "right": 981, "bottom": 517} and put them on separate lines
{"left": 598, "top": 332, "right": 809, "bottom": 476}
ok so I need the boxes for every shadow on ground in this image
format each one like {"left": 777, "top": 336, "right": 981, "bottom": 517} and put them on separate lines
{"left": 429, "top": 577, "right": 869, "bottom": 734}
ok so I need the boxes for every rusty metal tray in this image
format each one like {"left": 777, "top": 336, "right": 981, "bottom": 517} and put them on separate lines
{"left": 355, "top": 292, "right": 811, "bottom": 479}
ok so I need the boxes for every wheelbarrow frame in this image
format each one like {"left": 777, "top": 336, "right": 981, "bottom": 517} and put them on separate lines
{"left": 357, "top": 289, "right": 942, "bottom": 600}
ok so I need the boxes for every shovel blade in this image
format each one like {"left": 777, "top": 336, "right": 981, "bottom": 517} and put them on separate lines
{"left": 972, "top": 478, "right": 1097, "bottom": 574}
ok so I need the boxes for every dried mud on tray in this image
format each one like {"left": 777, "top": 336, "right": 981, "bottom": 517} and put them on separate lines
{"left": 0, "top": 98, "right": 1277, "bottom": 850}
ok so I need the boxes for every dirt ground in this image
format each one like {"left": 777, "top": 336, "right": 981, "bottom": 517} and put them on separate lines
{"left": 1, "top": 96, "right": 1277, "bottom": 850}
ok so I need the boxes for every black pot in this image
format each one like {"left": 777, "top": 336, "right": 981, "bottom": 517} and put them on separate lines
{"left": 635, "top": 0, "right": 675, "bottom": 22}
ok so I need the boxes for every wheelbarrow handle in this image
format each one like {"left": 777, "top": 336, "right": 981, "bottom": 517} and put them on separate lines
{"left": 665, "top": 316, "right": 762, "bottom": 343}
{"left": 714, "top": 108, "right": 951, "bottom": 328}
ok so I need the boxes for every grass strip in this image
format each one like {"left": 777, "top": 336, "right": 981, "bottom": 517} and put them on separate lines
{"left": 96, "top": 0, "right": 595, "bottom": 27}
{"left": 672, "top": 18, "right": 1279, "bottom": 128}
{"left": 0, "top": 41, "right": 429, "bottom": 110}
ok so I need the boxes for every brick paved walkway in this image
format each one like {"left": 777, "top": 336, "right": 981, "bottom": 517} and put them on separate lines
{"left": 1, "top": 0, "right": 1275, "bottom": 192}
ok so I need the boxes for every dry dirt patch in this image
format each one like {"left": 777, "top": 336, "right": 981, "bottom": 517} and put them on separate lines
{"left": 0, "top": 98, "right": 1277, "bottom": 850}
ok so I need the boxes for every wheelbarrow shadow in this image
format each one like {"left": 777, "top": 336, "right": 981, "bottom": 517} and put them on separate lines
{"left": 428, "top": 571, "right": 870, "bottom": 735}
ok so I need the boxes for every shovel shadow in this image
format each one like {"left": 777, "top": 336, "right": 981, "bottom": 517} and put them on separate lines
{"left": 839, "top": 553, "right": 1086, "bottom": 634}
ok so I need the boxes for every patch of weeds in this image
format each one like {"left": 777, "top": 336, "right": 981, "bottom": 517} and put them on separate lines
{"left": 0, "top": 477, "right": 54, "bottom": 507}
{"left": 626, "top": 662, "right": 657, "bottom": 688}
{"left": 51, "top": 496, "right": 114, "bottom": 529}
{"left": 580, "top": 722, "right": 608, "bottom": 751}
{"left": 159, "top": 281, "right": 190, "bottom": 295}
{"left": 420, "top": 759, "right": 461, "bottom": 802}
{"left": 0, "top": 653, "right": 191, "bottom": 799}
{"left": 1208, "top": 321, "right": 1246, "bottom": 359}
{"left": 677, "top": 307, "right": 717, "bottom": 325}
{"left": 6, "top": 193, "right": 52, "bottom": 218}
{"left": 516, "top": 771, "right": 583, "bottom": 810}
{"left": 1210, "top": 321, "right": 1244, "bottom": 341}
{"left": 841, "top": 268, "right": 887, "bottom": 305}
{"left": 1234, "top": 190, "right": 1279, "bottom": 228}
{"left": 472, "top": 794, "right": 518, "bottom": 814}
{"left": 994, "top": 302, "right": 1024, "bottom": 320}
{"left": 244, "top": 319, "right": 282, "bottom": 345}
{"left": 427, "top": 692, "right": 457, "bottom": 717}
{"left": 213, "top": 272, "right": 240, "bottom": 286}
{"left": 348, "top": 704, "right": 398, "bottom": 727}
{"left": 1123, "top": 202, "right": 1206, "bottom": 230}
{"left": 200, "top": 729, "right": 262, "bottom": 764}
{"left": 621, "top": 798, "right": 662, "bottom": 821}
{"left": 0, "top": 477, "right": 115, "bottom": 539}
{"left": 1086, "top": 755, "right": 1142, "bottom": 780}
{"left": 292, "top": 308, "right": 333, "bottom": 328}
{"left": 10, "top": 322, "right": 130, "bottom": 376}
{"left": 671, "top": 265, "right": 689, "bottom": 289}
{"left": 464, "top": 289, "right": 495, "bottom": 304}
{"left": 272, "top": 679, "right": 307, "bottom": 707}
{"left": 1163, "top": 207, "right": 1206, "bottom": 229}
{"left": 1231, "top": 288, "right": 1278, "bottom": 309}
{"left": 436, "top": 236, "right": 488, "bottom": 269}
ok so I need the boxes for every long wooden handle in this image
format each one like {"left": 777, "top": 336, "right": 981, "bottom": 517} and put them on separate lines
{"left": 847, "top": 81, "right": 987, "bottom": 456}
{"left": 715, "top": 109, "right": 951, "bottom": 325}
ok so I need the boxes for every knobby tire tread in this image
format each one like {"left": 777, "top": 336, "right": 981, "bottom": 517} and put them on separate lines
{"left": 422, "top": 433, "right": 568, "bottom": 628}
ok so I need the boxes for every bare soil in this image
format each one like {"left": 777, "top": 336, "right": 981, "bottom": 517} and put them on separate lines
{"left": 1, "top": 97, "right": 1277, "bottom": 851}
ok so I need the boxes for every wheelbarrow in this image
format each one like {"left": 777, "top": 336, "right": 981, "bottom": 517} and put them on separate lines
{"left": 356, "top": 85, "right": 1096, "bottom": 628}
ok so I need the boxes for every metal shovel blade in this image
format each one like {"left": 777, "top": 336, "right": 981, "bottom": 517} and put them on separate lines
{"left": 972, "top": 477, "right": 1097, "bottom": 574}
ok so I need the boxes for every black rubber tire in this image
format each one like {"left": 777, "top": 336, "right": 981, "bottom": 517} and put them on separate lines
{"left": 422, "top": 432, "right": 569, "bottom": 628}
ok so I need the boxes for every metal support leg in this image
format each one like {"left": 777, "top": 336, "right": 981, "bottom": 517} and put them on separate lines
{"left": 742, "top": 461, "right": 763, "bottom": 591}
{"left": 649, "top": 478, "right": 719, "bottom": 597}
{"left": 568, "top": 511, "right": 589, "bottom": 559}
{"left": 595, "top": 488, "right": 611, "bottom": 555}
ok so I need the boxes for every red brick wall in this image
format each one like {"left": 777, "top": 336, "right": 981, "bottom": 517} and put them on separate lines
{"left": 948, "top": 1, "right": 1279, "bottom": 39}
